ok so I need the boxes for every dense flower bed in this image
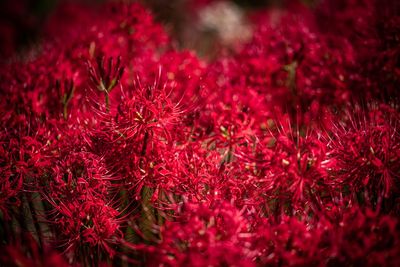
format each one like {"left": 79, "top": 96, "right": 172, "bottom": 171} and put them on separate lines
{"left": 0, "top": 0, "right": 399, "bottom": 266}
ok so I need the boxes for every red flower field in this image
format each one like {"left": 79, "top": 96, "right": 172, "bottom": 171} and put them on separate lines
{"left": 0, "top": 0, "right": 399, "bottom": 266}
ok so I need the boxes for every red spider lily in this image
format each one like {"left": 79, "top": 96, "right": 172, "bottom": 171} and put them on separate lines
{"left": 207, "top": 2, "right": 356, "bottom": 124}
{"left": 252, "top": 216, "right": 331, "bottom": 266}
{"left": 47, "top": 151, "right": 116, "bottom": 198}
{"left": 231, "top": 115, "right": 331, "bottom": 218}
{"left": 116, "top": 73, "right": 185, "bottom": 144}
{"left": 326, "top": 103, "right": 400, "bottom": 203}
{"left": 316, "top": 0, "right": 400, "bottom": 99}
{"left": 87, "top": 55, "right": 124, "bottom": 112}
{"left": 327, "top": 206, "right": 400, "bottom": 266}
{"left": 250, "top": 206, "right": 400, "bottom": 266}
{"left": 44, "top": 196, "right": 123, "bottom": 262}
{"left": 1, "top": 0, "right": 399, "bottom": 266}
{"left": 88, "top": 72, "right": 188, "bottom": 195}
{"left": 147, "top": 201, "right": 256, "bottom": 267}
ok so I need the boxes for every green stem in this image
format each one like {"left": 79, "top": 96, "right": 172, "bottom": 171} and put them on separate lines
{"left": 140, "top": 186, "right": 155, "bottom": 241}
{"left": 105, "top": 93, "right": 110, "bottom": 112}
{"left": 63, "top": 104, "right": 68, "bottom": 120}
{"left": 26, "top": 193, "right": 43, "bottom": 250}
{"left": 138, "top": 131, "right": 155, "bottom": 241}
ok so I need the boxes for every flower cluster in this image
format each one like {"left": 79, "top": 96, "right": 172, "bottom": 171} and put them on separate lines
{"left": 0, "top": 0, "right": 399, "bottom": 266}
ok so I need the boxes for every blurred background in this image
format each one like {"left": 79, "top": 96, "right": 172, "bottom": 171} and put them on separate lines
{"left": 0, "top": 0, "right": 318, "bottom": 60}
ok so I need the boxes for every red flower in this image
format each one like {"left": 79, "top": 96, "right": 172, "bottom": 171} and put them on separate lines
{"left": 326, "top": 103, "right": 400, "bottom": 202}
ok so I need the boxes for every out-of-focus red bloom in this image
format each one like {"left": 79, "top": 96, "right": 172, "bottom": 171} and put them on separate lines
{"left": 0, "top": 0, "right": 399, "bottom": 266}
{"left": 147, "top": 201, "right": 255, "bottom": 267}
{"left": 326, "top": 103, "right": 400, "bottom": 202}
{"left": 1, "top": 233, "right": 70, "bottom": 267}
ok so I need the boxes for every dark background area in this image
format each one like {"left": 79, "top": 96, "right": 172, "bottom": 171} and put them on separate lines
{"left": 0, "top": 0, "right": 318, "bottom": 60}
